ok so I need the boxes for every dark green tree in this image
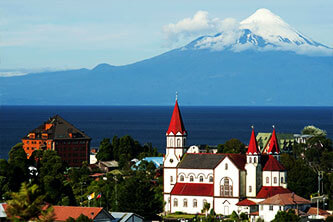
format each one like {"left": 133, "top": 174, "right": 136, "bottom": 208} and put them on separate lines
{"left": 271, "top": 210, "right": 300, "bottom": 222}
{"left": 96, "top": 138, "right": 113, "bottom": 161}
{"left": 217, "top": 139, "right": 246, "bottom": 154}
{"left": 280, "top": 154, "right": 316, "bottom": 198}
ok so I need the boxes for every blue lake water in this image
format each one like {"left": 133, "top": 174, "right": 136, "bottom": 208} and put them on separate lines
{"left": 0, "top": 106, "right": 333, "bottom": 159}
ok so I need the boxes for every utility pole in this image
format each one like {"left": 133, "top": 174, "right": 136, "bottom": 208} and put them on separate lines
{"left": 317, "top": 171, "right": 323, "bottom": 217}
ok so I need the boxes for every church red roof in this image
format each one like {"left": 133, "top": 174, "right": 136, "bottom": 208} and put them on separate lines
{"left": 256, "top": 186, "right": 291, "bottom": 199}
{"left": 246, "top": 128, "right": 260, "bottom": 155}
{"left": 171, "top": 183, "right": 214, "bottom": 196}
{"left": 236, "top": 199, "right": 257, "bottom": 206}
{"left": 263, "top": 155, "right": 285, "bottom": 171}
{"left": 266, "top": 128, "right": 280, "bottom": 154}
{"left": 166, "top": 100, "right": 186, "bottom": 135}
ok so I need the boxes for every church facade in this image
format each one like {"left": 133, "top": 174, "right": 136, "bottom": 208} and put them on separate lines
{"left": 163, "top": 100, "right": 291, "bottom": 215}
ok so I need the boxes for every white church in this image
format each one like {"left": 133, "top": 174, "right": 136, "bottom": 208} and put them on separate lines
{"left": 163, "top": 100, "right": 311, "bottom": 221}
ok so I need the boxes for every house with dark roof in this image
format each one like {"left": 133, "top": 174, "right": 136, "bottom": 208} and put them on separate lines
{"left": 163, "top": 99, "right": 303, "bottom": 221}
{"left": 22, "top": 115, "right": 91, "bottom": 167}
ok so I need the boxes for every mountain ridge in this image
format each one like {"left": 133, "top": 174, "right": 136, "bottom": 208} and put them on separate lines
{"left": 0, "top": 8, "right": 332, "bottom": 106}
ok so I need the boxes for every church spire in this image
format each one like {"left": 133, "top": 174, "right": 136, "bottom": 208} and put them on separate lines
{"left": 247, "top": 126, "right": 260, "bottom": 155}
{"left": 267, "top": 126, "right": 280, "bottom": 154}
{"left": 166, "top": 99, "right": 186, "bottom": 135}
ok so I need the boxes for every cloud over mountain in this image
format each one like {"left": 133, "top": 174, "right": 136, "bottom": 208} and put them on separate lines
{"left": 165, "top": 8, "right": 332, "bottom": 56}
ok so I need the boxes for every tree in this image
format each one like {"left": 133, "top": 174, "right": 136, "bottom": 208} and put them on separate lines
{"left": 302, "top": 125, "right": 327, "bottom": 137}
{"left": 65, "top": 214, "right": 93, "bottom": 222}
{"left": 7, "top": 143, "right": 29, "bottom": 192}
{"left": 271, "top": 210, "right": 300, "bottom": 222}
{"left": 280, "top": 154, "right": 316, "bottom": 198}
{"left": 38, "top": 150, "right": 75, "bottom": 205}
{"left": 96, "top": 138, "right": 113, "bottom": 161}
{"left": 230, "top": 211, "right": 239, "bottom": 221}
{"left": 217, "top": 139, "right": 246, "bottom": 154}
{"left": 5, "top": 182, "right": 54, "bottom": 222}
{"left": 201, "top": 202, "right": 210, "bottom": 217}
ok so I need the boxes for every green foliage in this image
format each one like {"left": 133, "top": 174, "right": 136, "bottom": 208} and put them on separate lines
{"left": 96, "top": 138, "right": 113, "bottom": 161}
{"left": 5, "top": 182, "right": 54, "bottom": 222}
{"left": 96, "top": 135, "right": 161, "bottom": 169}
{"left": 280, "top": 154, "right": 316, "bottom": 198}
{"left": 230, "top": 211, "right": 239, "bottom": 220}
{"left": 239, "top": 212, "right": 248, "bottom": 220}
{"left": 217, "top": 139, "right": 246, "bottom": 154}
{"left": 65, "top": 214, "right": 93, "bottom": 222}
{"left": 201, "top": 202, "right": 211, "bottom": 217}
{"left": 326, "top": 215, "right": 333, "bottom": 222}
{"left": 271, "top": 210, "right": 300, "bottom": 222}
{"left": 302, "top": 125, "right": 327, "bottom": 137}
{"left": 38, "top": 150, "right": 75, "bottom": 205}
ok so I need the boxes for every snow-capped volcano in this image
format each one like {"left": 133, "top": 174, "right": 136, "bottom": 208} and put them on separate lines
{"left": 185, "top": 8, "right": 332, "bottom": 56}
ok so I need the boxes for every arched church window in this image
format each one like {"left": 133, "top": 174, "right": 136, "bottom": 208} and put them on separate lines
{"left": 174, "top": 198, "right": 178, "bottom": 207}
{"left": 190, "top": 176, "right": 194, "bottom": 182}
{"left": 220, "top": 177, "right": 233, "bottom": 197}
{"left": 170, "top": 176, "right": 173, "bottom": 183}
{"left": 249, "top": 186, "right": 252, "bottom": 192}
{"left": 200, "top": 176, "right": 203, "bottom": 182}
{"left": 266, "top": 177, "right": 269, "bottom": 184}
{"left": 281, "top": 177, "right": 284, "bottom": 183}
{"left": 249, "top": 157, "right": 252, "bottom": 163}
{"left": 193, "top": 199, "right": 197, "bottom": 208}
{"left": 254, "top": 157, "right": 257, "bottom": 163}
{"left": 169, "top": 138, "right": 173, "bottom": 147}
{"left": 180, "top": 175, "right": 184, "bottom": 181}
{"left": 274, "top": 177, "right": 277, "bottom": 184}
{"left": 177, "top": 138, "right": 181, "bottom": 147}
{"left": 225, "top": 163, "right": 228, "bottom": 170}
{"left": 183, "top": 199, "right": 188, "bottom": 207}
{"left": 209, "top": 176, "right": 213, "bottom": 182}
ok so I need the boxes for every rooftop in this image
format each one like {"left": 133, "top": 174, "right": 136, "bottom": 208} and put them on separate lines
{"left": 171, "top": 183, "right": 214, "bottom": 196}
{"left": 259, "top": 193, "right": 311, "bottom": 206}
{"left": 22, "top": 115, "right": 90, "bottom": 140}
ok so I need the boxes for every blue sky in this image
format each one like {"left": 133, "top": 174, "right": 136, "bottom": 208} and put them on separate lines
{"left": 1, "top": 0, "right": 332, "bottom": 74}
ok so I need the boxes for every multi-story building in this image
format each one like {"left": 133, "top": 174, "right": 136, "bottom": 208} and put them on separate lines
{"left": 163, "top": 99, "right": 301, "bottom": 220}
{"left": 22, "top": 115, "right": 91, "bottom": 167}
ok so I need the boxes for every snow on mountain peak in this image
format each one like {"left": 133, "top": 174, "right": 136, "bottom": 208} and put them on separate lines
{"left": 185, "top": 8, "right": 332, "bottom": 56}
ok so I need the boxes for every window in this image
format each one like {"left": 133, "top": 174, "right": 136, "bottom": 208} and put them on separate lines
{"left": 174, "top": 198, "right": 178, "bottom": 207}
{"left": 266, "top": 177, "right": 269, "bottom": 184}
{"left": 190, "top": 176, "right": 194, "bottom": 182}
{"left": 220, "top": 177, "right": 233, "bottom": 197}
{"left": 180, "top": 175, "right": 184, "bottom": 182}
{"left": 274, "top": 177, "right": 277, "bottom": 184}
{"left": 27, "top": 141, "right": 30, "bottom": 144}
{"left": 193, "top": 199, "right": 197, "bottom": 208}
{"left": 281, "top": 177, "right": 284, "bottom": 183}
{"left": 249, "top": 157, "right": 252, "bottom": 163}
{"left": 249, "top": 186, "right": 252, "bottom": 192}
{"left": 170, "top": 176, "right": 173, "bottom": 183}
{"left": 203, "top": 199, "right": 207, "bottom": 207}
{"left": 260, "top": 205, "right": 263, "bottom": 211}
{"left": 254, "top": 157, "right": 257, "bottom": 163}
{"left": 183, "top": 199, "right": 188, "bottom": 207}
{"left": 200, "top": 176, "right": 203, "bottom": 182}
{"left": 269, "top": 205, "right": 273, "bottom": 211}
{"left": 177, "top": 138, "right": 181, "bottom": 147}
{"left": 225, "top": 163, "right": 228, "bottom": 170}
{"left": 168, "top": 198, "right": 170, "bottom": 203}
{"left": 170, "top": 138, "right": 173, "bottom": 146}
{"left": 209, "top": 176, "right": 213, "bottom": 182}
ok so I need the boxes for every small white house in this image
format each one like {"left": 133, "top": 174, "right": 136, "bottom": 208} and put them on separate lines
{"left": 258, "top": 193, "right": 311, "bottom": 221}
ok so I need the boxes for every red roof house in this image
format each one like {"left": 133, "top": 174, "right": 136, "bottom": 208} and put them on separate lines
{"left": 256, "top": 186, "right": 291, "bottom": 199}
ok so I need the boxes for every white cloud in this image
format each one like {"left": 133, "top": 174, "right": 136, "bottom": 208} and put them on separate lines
{"left": 163, "top": 11, "right": 239, "bottom": 45}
